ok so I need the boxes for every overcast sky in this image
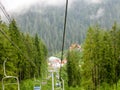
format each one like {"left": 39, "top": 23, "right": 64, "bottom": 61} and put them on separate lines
{"left": 1, "top": 0, "right": 66, "bottom": 12}
{"left": 1, "top": 0, "right": 102, "bottom": 12}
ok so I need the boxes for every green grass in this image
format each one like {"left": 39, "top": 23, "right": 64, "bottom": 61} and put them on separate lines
{"left": 1, "top": 79, "right": 120, "bottom": 90}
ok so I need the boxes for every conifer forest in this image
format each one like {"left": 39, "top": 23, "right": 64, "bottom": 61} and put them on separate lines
{"left": 1, "top": 0, "right": 120, "bottom": 90}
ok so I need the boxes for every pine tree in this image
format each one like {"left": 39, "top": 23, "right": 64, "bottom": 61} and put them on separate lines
{"left": 67, "top": 50, "right": 81, "bottom": 87}
{"left": 34, "top": 34, "right": 42, "bottom": 77}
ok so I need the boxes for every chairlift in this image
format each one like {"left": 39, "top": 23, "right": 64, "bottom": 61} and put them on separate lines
{"left": 55, "top": 69, "right": 64, "bottom": 90}
{"left": 34, "top": 86, "right": 41, "bottom": 90}
{"left": 55, "top": 78, "right": 64, "bottom": 90}
{"left": 2, "top": 59, "right": 20, "bottom": 90}
{"left": 34, "top": 75, "right": 41, "bottom": 90}
{"left": 56, "top": 81, "right": 61, "bottom": 87}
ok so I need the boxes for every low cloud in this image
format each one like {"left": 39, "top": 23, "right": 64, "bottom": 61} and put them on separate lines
{"left": 1, "top": 0, "right": 39, "bottom": 12}
{"left": 41, "top": 0, "right": 65, "bottom": 6}
{"left": 85, "top": 0, "right": 103, "bottom": 4}
{"left": 1, "top": 0, "right": 74, "bottom": 12}
{"left": 90, "top": 8, "right": 104, "bottom": 20}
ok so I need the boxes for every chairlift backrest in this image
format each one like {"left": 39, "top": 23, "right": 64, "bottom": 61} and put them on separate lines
{"left": 34, "top": 86, "right": 41, "bottom": 90}
{"left": 2, "top": 58, "right": 20, "bottom": 90}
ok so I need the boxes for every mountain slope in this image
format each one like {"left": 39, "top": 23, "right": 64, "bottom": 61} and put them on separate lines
{"left": 13, "top": 0, "right": 120, "bottom": 54}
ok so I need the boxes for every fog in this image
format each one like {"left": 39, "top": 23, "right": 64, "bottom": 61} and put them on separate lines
{"left": 1, "top": 0, "right": 103, "bottom": 12}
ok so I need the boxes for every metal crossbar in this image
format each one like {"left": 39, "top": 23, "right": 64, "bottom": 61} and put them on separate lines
{"left": 2, "top": 59, "right": 20, "bottom": 90}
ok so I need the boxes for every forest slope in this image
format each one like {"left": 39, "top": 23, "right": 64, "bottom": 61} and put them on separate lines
{"left": 13, "top": 0, "right": 120, "bottom": 54}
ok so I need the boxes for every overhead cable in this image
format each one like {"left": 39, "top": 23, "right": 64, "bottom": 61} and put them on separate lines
{"left": 60, "top": 0, "right": 68, "bottom": 79}
{"left": 0, "top": 2, "right": 12, "bottom": 22}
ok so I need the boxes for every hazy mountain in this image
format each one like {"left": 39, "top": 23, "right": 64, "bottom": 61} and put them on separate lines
{"left": 13, "top": 0, "right": 120, "bottom": 55}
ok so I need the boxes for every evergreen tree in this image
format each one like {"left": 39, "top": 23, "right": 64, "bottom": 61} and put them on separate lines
{"left": 34, "top": 34, "right": 42, "bottom": 77}
{"left": 67, "top": 50, "right": 81, "bottom": 87}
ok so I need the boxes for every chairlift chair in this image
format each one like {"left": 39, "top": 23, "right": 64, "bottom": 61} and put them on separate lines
{"left": 55, "top": 77, "right": 64, "bottom": 90}
{"left": 55, "top": 81, "right": 61, "bottom": 90}
{"left": 34, "top": 75, "right": 41, "bottom": 90}
{"left": 2, "top": 59, "right": 20, "bottom": 90}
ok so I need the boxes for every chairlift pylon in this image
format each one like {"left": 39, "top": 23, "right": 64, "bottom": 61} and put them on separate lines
{"left": 2, "top": 58, "right": 20, "bottom": 90}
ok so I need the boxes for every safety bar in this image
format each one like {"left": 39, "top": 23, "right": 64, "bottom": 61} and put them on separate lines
{"left": 2, "top": 59, "right": 20, "bottom": 90}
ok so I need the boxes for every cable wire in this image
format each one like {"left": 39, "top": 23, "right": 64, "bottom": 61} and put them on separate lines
{"left": 0, "top": 1, "right": 42, "bottom": 78}
{"left": 0, "top": 2, "right": 12, "bottom": 22}
{"left": 0, "top": 2, "right": 36, "bottom": 68}
{"left": 0, "top": 29, "right": 36, "bottom": 67}
{"left": 60, "top": 0, "right": 68, "bottom": 80}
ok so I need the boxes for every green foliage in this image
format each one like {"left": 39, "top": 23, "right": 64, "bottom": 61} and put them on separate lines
{"left": 82, "top": 24, "right": 120, "bottom": 90}
{"left": 20, "top": 79, "right": 34, "bottom": 90}
{"left": 67, "top": 50, "right": 81, "bottom": 87}
{"left": 0, "top": 19, "right": 48, "bottom": 89}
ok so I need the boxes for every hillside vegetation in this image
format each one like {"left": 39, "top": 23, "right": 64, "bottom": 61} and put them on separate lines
{"left": 0, "top": 19, "right": 48, "bottom": 90}
{"left": 14, "top": 0, "right": 120, "bottom": 54}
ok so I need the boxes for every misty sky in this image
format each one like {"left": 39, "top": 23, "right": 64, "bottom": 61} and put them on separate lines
{"left": 1, "top": 0, "right": 66, "bottom": 12}
{"left": 1, "top": 0, "right": 102, "bottom": 12}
